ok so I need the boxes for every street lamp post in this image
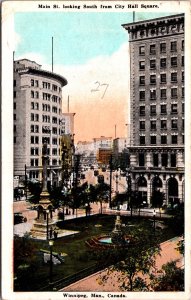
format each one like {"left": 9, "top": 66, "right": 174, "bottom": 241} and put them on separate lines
{"left": 153, "top": 209, "right": 156, "bottom": 236}
{"left": 49, "top": 239, "right": 54, "bottom": 288}
{"left": 46, "top": 209, "right": 49, "bottom": 240}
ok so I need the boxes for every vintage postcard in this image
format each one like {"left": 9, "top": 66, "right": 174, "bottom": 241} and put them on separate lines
{"left": 1, "top": 0, "right": 191, "bottom": 299}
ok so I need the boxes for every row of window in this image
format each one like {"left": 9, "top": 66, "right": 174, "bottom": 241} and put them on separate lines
{"left": 30, "top": 158, "right": 59, "bottom": 167}
{"left": 139, "top": 134, "right": 183, "bottom": 145}
{"left": 139, "top": 87, "right": 184, "bottom": 101}
{"left": 139, "top": 103, "right": 183, "bottom": 116}
{"left": 13, "top": 91, "right": 61, "bottom": 104}
{"left": 139, "top": 73, "right": 184, "bottom": 86}
{"left": 140, "top": 58, "right": 184, "bottom": 71}
{"left": 30, "top": 147, "right": 59, "bottom": 156}
{"left": 30, "top": 79, "right": 61, "bottom": 93}
{"left": 31, "top": 102, "right": 61, "bottom": 114}
{"left": 139, "top": 40, "right": 184, "bottom": 56}
{"left": 140, "top": 119, "right": 184, "bottom": 131}
{"left": 138, "top": 152, "right": 177, "bottom": 168}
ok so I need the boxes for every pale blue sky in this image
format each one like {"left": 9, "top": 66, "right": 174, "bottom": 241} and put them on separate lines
{"left": 14, "top": 12, "right": 176, "bottom": 65}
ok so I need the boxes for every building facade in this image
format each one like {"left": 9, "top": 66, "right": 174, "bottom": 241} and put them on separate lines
{"left": 122, "top": 14, "right": 184, "bottom": 205}
{"left": 14, "top": 59, "right": 68, "bottom": 186}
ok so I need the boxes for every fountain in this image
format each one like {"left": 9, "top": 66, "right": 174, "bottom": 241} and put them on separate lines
{"left": 86, "top": 213, "right": 134, "bottom": 249}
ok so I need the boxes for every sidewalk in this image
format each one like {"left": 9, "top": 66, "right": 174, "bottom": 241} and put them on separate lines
{"left": 60, "top": 237, "right": 184, "bottom": 292}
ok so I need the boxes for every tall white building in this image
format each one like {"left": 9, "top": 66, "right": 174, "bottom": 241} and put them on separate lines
{"left": 13, "top": 59, "right": 68, "bottom": 186}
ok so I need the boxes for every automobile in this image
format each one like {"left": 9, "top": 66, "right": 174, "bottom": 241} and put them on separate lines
{"left": 14, "top": 213, "right": 27, "bottom": 225}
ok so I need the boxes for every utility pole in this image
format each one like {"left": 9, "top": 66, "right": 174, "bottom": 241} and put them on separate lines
{"left": 109, "top": 154, "right": 113, "bottom": 209}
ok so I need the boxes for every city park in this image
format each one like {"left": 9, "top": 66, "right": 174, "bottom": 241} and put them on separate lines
{"left": 14, "top": 140, "right": 184, "bottom": 292}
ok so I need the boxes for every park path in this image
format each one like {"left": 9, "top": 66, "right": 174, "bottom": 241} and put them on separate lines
{"left": 60, "top": 237, "right": 184, "bottom": 292}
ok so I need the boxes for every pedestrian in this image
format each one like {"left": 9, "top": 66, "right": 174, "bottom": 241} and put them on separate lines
{"left": 49, "top": 227, "right": 53, "bottom": 239}
{"left": 53, "top": 230, "right": 58, "bottom": 239}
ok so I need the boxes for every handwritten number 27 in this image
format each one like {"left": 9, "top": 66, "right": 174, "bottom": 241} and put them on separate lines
{"left": 91, "top": 81, "right": 109, "bottom": 99}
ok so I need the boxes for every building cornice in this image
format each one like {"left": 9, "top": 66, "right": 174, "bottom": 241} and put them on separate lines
{"left": 122, "top": 14, "right": 184, "bottom": 41}
{"left": 17, "top": 67, "right": 68, "bottom": 87}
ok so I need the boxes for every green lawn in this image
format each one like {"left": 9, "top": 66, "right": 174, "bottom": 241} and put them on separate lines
{"left": 14, "top": 214, "right": 178, "bottom": 291}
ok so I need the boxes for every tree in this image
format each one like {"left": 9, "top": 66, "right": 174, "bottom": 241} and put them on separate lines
{"left": 14, "top": 234, "right": 38, "bottom": 291}
{"left": 97, "top": 223, "right": 161, "bottom": 291}
{"left": 151, "top": 261, "right": 184, "bottom": 291}
{"left": 94, "top": 182, "right": 110, "bottom": 214}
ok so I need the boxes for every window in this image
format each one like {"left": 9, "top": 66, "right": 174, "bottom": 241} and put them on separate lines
{"left": 150, "top": 136, "right": 156, "bottom": 144}
{"left": 43, "top": 81, "right": 51, "bottom": 89}
{"left": 30, "top": 159, "right": 39, "bottom": 167}
{"left": 35, "top": 80, "right": 39, "bottom": 87}
{"left": 31, "top": 79, "right": 34, "bottom": 86}
{"left": 139, "top": 45, "right": 145, "bottom": 55}
{"left": 161, "top": 119, "right": 167, "bottom": 129}
{"left": 52, "top": 95, "right": 58, "bottom": 102}
{"left": 52, "top": 138, "right": 58, "bottom": 145}
{"left": 31, "top": 91, "right": 34, "bottom": 98}
{"left": 171, "top": 103, "right": 178, "bottom": 114}
{"left": 182, "top": 103, "right": 184, "bottom": 114}
{"left": 171, "top": 119, "right": 178, "bottom": 129}
{"left": 52, "top": 127, "right": 58, "bottom": 134}
{"left": 170, "top": 153, "right": 177, "bottom": 166}
{"left": 160, "top": 89, "right": 166, "bottom": 99}
{"left": 160, "top": 58, "right": 166, "bottom": 68}
{"left": 139, "top": 91, "right": 145, "bottom": 101}
{"left": 150, "top": 44, "right": 156, "bottom": 55}
{"left": 52, "top": 84, "right": 58, "bottom": 91}
{"left": 43, "top": 93, "right": 51, "bottom": 101}
{"left": 182, "top": 119, "right": 184, "bottom": 130}
{"left": 139, "top": 61, "right": 145, "bottom": 70}
{"left": 171, "top": 135, "right": 178, "bottom": 145}
{"left": 139, "top": 76, "right": 145, "bottom": 85}
{"left": 52, "top": 159, "right": 57, "bottom": 166}
{"left": 52, "top": 106, "right": 58, "bottom": 113}
{"left": 35, "top": 91, "right": 39, "bottom": 99}
{"left": 31, "top": 147, "right": 39, "bottom": 156}
{"left": 31, "top": 113, "right": 34, "bottom": 121}
{"left": 161, "top": 104, "right": 167, "bottom": 114}
{"left": 150, "top": 59, "right": 156, "bottom": 69}
{"left": 52, "top": 117, "right": 57, "bottom": 124}
{"left": 182, "top": 40, "right": 184, "bottom": 50}
{"left": 14, "top": 102, "right": 16, "bottom": 109}
{"left": 161, "top": 153, "right": 168, "bottom": 166}
{"left": 14, "top": 136, "right": 16, "bottom": 144}
{"left": 171, "top": 57, "right": 177, "bottom": 67}
{"left": 171, "top": 72, "right": 177, "bottom": 83}
{"left": 52, "top": 148, "right": 58, "bottom": 155}
{"left": 35, "top": 114, "right": 39, "bottom": 122}
{"left": 139, "top": 106, "right": 145, "bottom": 116}
{"left": 160, "top": 43, "right": 166, "bottom": 53}
{"left": 150, "top": 75, "right": 156, "bottom": 85}
{"left": 150, "top": 105, "right": 156, "bottom": 116}
{"left": 140, "top": 121, "right": 145, "bottom": 130}
{"left": 171, "top": 88, "right": 177, "bottom": 98}
{"left": 153, "top": 153, "right": 158, "bottom": 167}
{"left": 140, "top": 136, "right": 145, "bottom": 145}
{"left": 139, "top": 153, "right": 145, "bottom": 166}
{"left": 42, "top": 137, "right": 50, "bottom": 144}
{"left": 160, "top": 74, "right": 166, "bottom": 83}
{"left": 170, "top": 41, "right": 177, "bottom": 52}
{"left": 14, "top": 91, "right": 16, "bottom": 98}
{"left": 182, "top": 71, "right": 184, "bottom": 82}
{"left": 31, "top": 136, "right": 39, "bottom": 144}
{"left": 150, "top": 90, "right": 156, "bottom": 100}
{"left": 182, "top": 56, "right": 184, "bottom": 66}
{"left": 182, "top": 87, "right": 184, "bottom": 98}
{"left": 150, "top": 120, "right": 156, "bottom": 130}
{"left": 161, "top": 135, "right": 167, "bottom": 144}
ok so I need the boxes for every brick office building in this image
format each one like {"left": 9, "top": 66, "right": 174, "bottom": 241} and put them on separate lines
{"left": 122, "top": 14, "right": 184, "bottom": 205}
